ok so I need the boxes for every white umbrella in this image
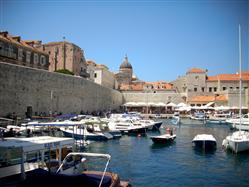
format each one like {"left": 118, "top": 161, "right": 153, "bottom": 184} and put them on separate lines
{"left": 124, "top": 102, "right": 138, "bottom": 107}
{"left": 214, "top": 106, "right": 230, "bottom": 110}
{"left": 177, "top": 102, "right": 187, "bottom": 107}
{"left": 156, "top": 102, "right": 166, "bottom": 107}
{"left": 148, "top": 102, "right": 157, "bottom": 106}
{"left": 175, "top": 106, "right": 191, "bottom": 111}
{"left": 166, "top": 102, "right": 176, "bottom": 107}
{"left": 136, "top": 102, "right": 147, "bottom": 106}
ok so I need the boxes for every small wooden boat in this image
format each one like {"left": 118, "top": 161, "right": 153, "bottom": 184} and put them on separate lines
{"left": 150, "top": 134, "right": 176, "bottom": 144}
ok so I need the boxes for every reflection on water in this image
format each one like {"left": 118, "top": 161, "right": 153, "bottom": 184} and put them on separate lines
{"left": 85, "top": 118, "right": 249, "bottom": 187}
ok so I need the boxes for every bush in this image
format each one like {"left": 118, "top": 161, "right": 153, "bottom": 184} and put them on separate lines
{"left": 55, "top": 69, "right": 74, "bottom": 75}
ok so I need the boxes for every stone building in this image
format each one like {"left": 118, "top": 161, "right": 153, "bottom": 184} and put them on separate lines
{"left": 36, "top": 41, "right": 89, "bottom": 78}
{"left": 94, "top": 64, "right": 118, "bottom": 89}
{"left": 172, "top": 68, "right": 249, "bottom": 107}
{"left": 115, "top": 55, "right": 133, "bottom": 87}
{"left": 86, "top": 59, "right": 97, "bottom": 81}
{"left": 0, "top": 31, "right": 49, "bottom": 70}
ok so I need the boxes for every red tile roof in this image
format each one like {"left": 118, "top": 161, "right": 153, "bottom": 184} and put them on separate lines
{"left": 188, "top": 95, "right": 228, "bottom": 102}
{"left": 187, "top": 68, "right": 206, "bottom": 74}
{"left": 207, "top": 71, "right": 249, "bottom": 81}
{"left": 144, "top": 81, "right": 173, "bottom": 90}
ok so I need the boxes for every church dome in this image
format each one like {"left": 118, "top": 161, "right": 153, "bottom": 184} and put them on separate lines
{"left": 120, "top": 55, "right": 132, "bottom": 69}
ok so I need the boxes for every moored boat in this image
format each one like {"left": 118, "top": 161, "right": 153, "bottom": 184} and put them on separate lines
{"left": 192, "top": 134, "right": 217, "bottom": 150}
{"left": 222, "top": 131, "right": 249, "bottom": 153}
{"left": 150, "top": 134, "right": 176, "bottom": 144}
{"left": 60, "top": 125, "right": 113, "bottom": 141}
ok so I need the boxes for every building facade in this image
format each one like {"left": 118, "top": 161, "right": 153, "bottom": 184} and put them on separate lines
{"left": 94, "top": 64, "right": 118, "bottom": 89}
{"left": 86, "top": 59, "right": 97, "bottom": 81}
{"left": 172, "top": 68, "right": 249, "bottom": 107}
{"left": 0, "top": 31, "right": 49, "bottom": 70}
{"left": 36, "top": 41, "right": 89, "bottom": 78}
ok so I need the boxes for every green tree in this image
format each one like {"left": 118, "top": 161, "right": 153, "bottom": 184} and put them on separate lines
{"left": 55, "top": 69, "right": 74, "bottom": 75}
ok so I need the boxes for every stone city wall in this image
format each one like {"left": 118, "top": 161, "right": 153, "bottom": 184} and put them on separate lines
{"left": 0, "top": 62, "right": 123, "bottom": 117}
{"left": 122, "top": 90, "right": 184, "bottom": 104}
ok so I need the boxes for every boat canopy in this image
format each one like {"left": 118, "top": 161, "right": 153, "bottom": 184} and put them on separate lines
{"left": 0, "top": 136, "right": 74, "bottom": 153}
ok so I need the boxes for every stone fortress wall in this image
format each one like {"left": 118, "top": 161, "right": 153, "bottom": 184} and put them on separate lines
{"left": 0, "top": 62, "right": 123, "bottom": 117}
{"left": 122, "top": 90, "right": 184, "bottom": 104}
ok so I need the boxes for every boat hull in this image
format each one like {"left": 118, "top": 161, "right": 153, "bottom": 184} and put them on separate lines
{"left": 152, "top": 121, "right": 163, "bottom": 131}
{"left": 227, "top": 140, "right": 249, "bottom": 153}
{"left": 62, "top": 131, "right": 109, "bottom": 141}
{"left": 108, "top": 130, "right": 122, "bottom": 138}
{"left": 192, "top": 140, "right": 216, "bottom": 150}
{"left": 150, "top": 134, "right": 176, "bottom": 144}
{"left": 127, "top": 127, "right": 147, "bottom": 135}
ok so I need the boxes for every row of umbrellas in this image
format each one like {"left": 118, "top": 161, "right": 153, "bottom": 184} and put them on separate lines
{"left": 123, "top": 102, "right": 247, "bottom": 111}
{"left": 123, "top": 102, "right": 188, "bottom": 107}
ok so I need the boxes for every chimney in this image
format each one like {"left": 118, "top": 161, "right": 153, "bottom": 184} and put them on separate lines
{"left": 0, "top": 31, "right": 8, "bottom": 37}
{"left": 12, "top": 36, "right": 21, "bottom": 42}
{"left": 33, "top": 40, "right": 42, "bottom": 48}
{"left": 24, "top": 41, "right": 35, "bottom": 47}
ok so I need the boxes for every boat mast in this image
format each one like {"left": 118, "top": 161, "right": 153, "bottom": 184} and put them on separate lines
{"left": 239, "top": 24, "right": 242, "bottom": 132}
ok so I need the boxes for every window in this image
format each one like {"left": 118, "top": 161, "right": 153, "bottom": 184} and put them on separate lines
{"left": 40, "top": 55, "right": 46, "bottom": 66}
{"left": 209, "top": 87, "right": 212, "bottom": 92}
{"left": 26, "top": 51, "right": 31, "bottom": 63}
{"left": 18, "top": 48, "right": 23, "bottom": 61}
{"left": 0, "top": 42, "right": 3, "bottom": 52}
{"left": 34, "top": 53, "right": 39, "bottom": 64}
{"left": 7, "top": 45, "right": 14, "bottom": 58}
{"left": 94, "top": 73, "right": 97, "bottom": 78}
{"left": 230, "top": 87, "right": 233, "bottom": 90}
{"left": 194, "top": 88, "right": 197, "bottom": 92}
{"left": 214, "top": 87, "right": 217, "bottom": 92}
{"left": 236, "top": 87, "right": 239, "bottom": 90}
{"left": 223, "top": 87, "right": 226, "bottom": 91}
{"left": 195, "top": 76, "right": 199, "bottom": 80}
{"left": 244, "top": 87, "right": 248, "bottom": 90}
{"left": 201, "top": 87, "right": 205, "bottom": 92}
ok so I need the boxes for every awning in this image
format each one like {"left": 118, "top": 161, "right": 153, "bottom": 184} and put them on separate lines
{"left": 177, "top": 102, "right": 187, "bottom": 107}
{"left": 214, "top": 106, "right": 230, "bottom": 110}
{"left": 166, "top": 102, "right": 176, "bottom": 107}
{"left": 205, "top": 102, "right": 215, "bottom": 107}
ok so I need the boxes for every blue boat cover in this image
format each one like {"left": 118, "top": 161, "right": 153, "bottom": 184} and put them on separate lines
{"left": 18, "top": 168, "right": 112, "bottom": 187}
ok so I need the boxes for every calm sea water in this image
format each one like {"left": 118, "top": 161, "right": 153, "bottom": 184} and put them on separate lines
{"left": 85, "top": 119, "right": 249, "bottom": 187}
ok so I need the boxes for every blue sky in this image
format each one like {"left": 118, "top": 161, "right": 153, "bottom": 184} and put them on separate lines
{"left": 1, "top": 0, "right": 248, "bottom": 82}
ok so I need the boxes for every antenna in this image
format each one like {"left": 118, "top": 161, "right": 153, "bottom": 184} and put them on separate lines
{"left": 239, "top": 24, "right": 242, "bottom": 132}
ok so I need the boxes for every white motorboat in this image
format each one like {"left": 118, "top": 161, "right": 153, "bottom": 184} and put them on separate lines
{"left": 226, "top": 113, "right": 249, "bottom": 125}
{"left": 0, "top": 136, "right": 74, "bottom": 179}
{"left": 108, "top": 119, "right": 147, "bottom": 135}
{"left": 206, "top": 113, "right": 231, "bottom": 124}
{"left": 150, "top": 133, "right": 176, "bottom": 144}
{"left": 171, "top": 113, "right": 181, "bottom": 125}
{"left": 60, "top": 125, "right": 113, "bottom": 141}
{"left": 0, "top": 138, "right": 130, "bottom": 187}
{"left": 190, "top": 112, "right": 207, "bottom": 121}
{"left": 133, "top": 119, "right": 163, "bottom": 131}
{"left": 222, "top": 131, "right": 249, "bottom": 153}
{"left": 192, "top": 134, "right": 217, "bottom": 150}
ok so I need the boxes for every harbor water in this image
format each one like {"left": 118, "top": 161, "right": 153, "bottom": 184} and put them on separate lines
{"left": 85, "top": 119, "right": 249, "bottom": 187}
